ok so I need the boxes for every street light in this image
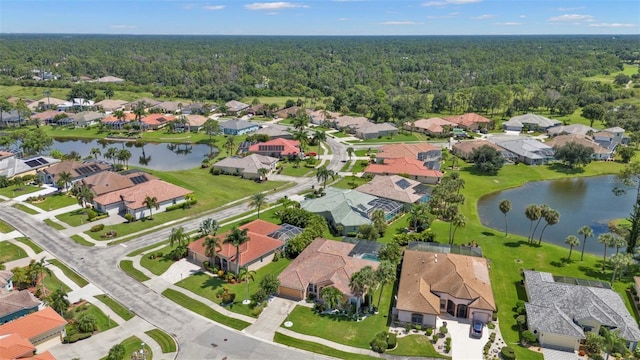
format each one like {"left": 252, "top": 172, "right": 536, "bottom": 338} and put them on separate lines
{"left": 140, "top": 342, "right": 145, "bottom": 360}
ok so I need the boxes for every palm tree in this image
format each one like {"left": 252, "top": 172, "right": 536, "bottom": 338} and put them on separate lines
{"left": 601, "top": 328, "right": 626, "bottom": 360}
{"left": 578, "top": 225, "right": 594, "bottom": 261}
{"left": 370, "top": 209, "right": 387, "bottom": 236}
{"left": 524, "top": 204, "right": 542, "bottom": 243}
{"left": 28, "top": 258, "right": 51, "bottom": 296}
{"left": 58, "top": 171, "right": 72, "bottom": 191}
{"left": 292, "top": 116, "right": 308, "bottom": 131}
{"left": 199, "top": 218, "right": 219, "bottom": 236}
{"left": 598, "top": 233, "right": 615, "bottom": 272}
{"left": 258, "top": 167, "right": 269, "bottom": 181}
{"left": 224, "top": 227, "right": 250, "bottom": 274}
{"left": 117, "top": 149, "right": 132, "bottom": 169}
{"left": 249, "top": 192, "right": 267, "bottom": 219}
{"left": 408, "top": 203, "right": 428, "bottom": 231}
{"left": 449, "top": 213, "right": 466, "bottom": 245}
{"left": 238, "top": 267, "right": 256, "bottom": 303}
{"left": 499, "top": 199, "right": 511, "bottom": 236}
{"left": 76, "top": 185, "right": 94, "bottom": 208}
{"left": 609, "top": 253, "right": 633, "bottom": 284}
{"left": 143, "top": 195, "right": 159, "bottom": 219}
{"left": 312, "top": 130, "right": 326, "bottom": 154}
{"left": 169, "top": 226, "right": 189, "bottom": 247}
{"left": 538, "top": 208, "right": 560, "bottom": 245}
{"left": 292, "top": 129, "right": 308, "bottom": 152}
{"left": 203, "top": 235, "right": 222, "bottom": 265}
{"left": 320, "top": 286, "right": 343, "bottom": 311}
{"left": 133, "top": 102, "right": 146, "bottom": 134}
{"left": 349, "top": 266, "right": 376, "bottom": 318}
{"left": 315, "top": 166, "right": 336, "bottom": 189}
{"left": 375, "top": 261, "right": 396, "bottom": 309}
{"left": 531, "top": 204, "right": 550, "bottom": 244}
{"left": 105, "top": 147, "right": 119, "bottom": 164}
{"left": 48, "top": 287, "right": 70, "bottom": 315}
{"left": 77, "top": 313, "right": 97, "bottom": 333}
{"left": 90, "top": 147, "right": 101, "bottom": 159}
{"left": 224, "top": 136, "right": 236, "bottom": 156}
{"left": 565, "top": 235, "right": 580, "bottom": 260}
{"left": 346, "top": 147, "right": 354, "bottom": 161}
{"left": 613, "top": 236, "right": 627, "bottom": 255}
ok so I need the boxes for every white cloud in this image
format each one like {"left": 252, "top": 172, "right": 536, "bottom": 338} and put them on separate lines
{"left": 494, "top": 22, "right": 523, "bottom": 26}
{"left": 519, "top": 15, "right": 526, "bottom": 18}
{"left": 337, "top": 17, "right": 349, "bottom": 21}
{"left": 244, "top": 2, "right": 309, "bottom": 10}
{"left": 422, "top": 0, "right": 481, "bottom": 7}
{"left": 202, "top": 5, "right": 225, "bottom": 10}
{"left": 588, "top": 23, "right": 636, "bottom": 28}
{"left": 557, "top": 6, "right": 584, "bottom": 11}
{"left": 110, "top": 25, "right": 136, "bottom": 29}
{"left": 472, "top": 14, "right": 495, "bottom": 20}
{"left": 548, "top": 14, "right": 593, "bottom": 22}
{"left": 380, "top": 21, "right": 424, "bottom": 25}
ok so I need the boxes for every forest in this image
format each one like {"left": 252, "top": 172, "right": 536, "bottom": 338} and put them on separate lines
{"left": 0, "top": 34, "right": 639, "bottom": 127}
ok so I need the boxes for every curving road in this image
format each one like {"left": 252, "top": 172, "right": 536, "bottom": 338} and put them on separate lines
{"left": 0, "top": 137, "right": 347, "bottom": 360}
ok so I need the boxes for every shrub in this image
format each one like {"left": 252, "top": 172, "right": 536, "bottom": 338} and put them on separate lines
{"left": 516, "top": 314, "right": 527, "bottom": 327}
{"left": 590, "top": 354, "right": 603, "bottom": 360}
{"left": 217, "top": 270, "right": 225, "bottom": 277}
{"left": 415, "top": 324, "right": 422, "bottom": 331}
{"left": 439, "top": 326, "right": 448, "bottom": 336}
{"left": 487, "top": 321, "right": 496, "bottom": 330}
{"left": 432, "top": 334, "right": 438, "bottom": 343}
{"left": 252, "top": 288, "right": 268, "bottom": 304}
{"left": 370, "top": 332, "right": 388, "bottom": 353}
{"left": 90, "top": 224, "right": 105, "bottom": 232}
{"left": 221, "top": 292, "right": 236, "bottom": 304}
{"left": 521, "top": 330, "right": 537, "bottom": 345}
{"left": 405, "top": 323, "right": 412, "bottom": 333}
{"left": 425, "top": 327, "right": 433, "bottom": 336}
{"left": 210, "top": 168, "right": 221, "bottom": 175}
{"left": 501, "top": 346, "right": 516, "bottom": 360}
{"left": 124, "top": 213, "right": 135, "bottom": 222}
{"left": 489, "top": 333, "right": 496, "bottom": 342}
{"left": 251, "top": 305, "right": 264, "bottom": 317}
{"left": 87, "top": 209, "right": 98, "bottom": 220}
{"left": 63, "top": 332, "right": 92, "bottom": 343}
{"left": 387, "top": 333, "right": 397, "bottom": 349}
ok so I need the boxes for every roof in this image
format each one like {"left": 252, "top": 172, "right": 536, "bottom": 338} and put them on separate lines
{"left": 356, "top": 122, "right": 397, "bottom": 135}
{"left": 184, "top": 115, "right": 208, "bottom": 127}
{"left": 0, "top": 271, "right": 12, "bottom": 288}
{"left": 544, "top": 135, "right": 610, "bottom": 155}
{"left": 27, "top": 97, "right": 66, "bottom": 110}
{"left": 97, "top": 76, "right": 124, "bottom": 83}
{"left": 275, "top": 106, "right": 310, "bottom": 118}
{"left": 30, "top": 110, "right": 67, "bottom": 122}
{"left": 213, "top": 154, "right": 278, "bottom": 174}
{"left": 254, "top": 124, "right": 292, "bottom": 138}
{"left": 93, "top": 179, "right": 192, "bottom": 210}
{"left": 71, "top": 111, "right": 103, "bottom": 123}
{"left": 129, "top": 98, "right": 161, "bottom": 107}
{"left": 95, "top": 99, "right": 128, "bottom": 111}
{"left": 79, "top": 170, "right": 156, "bottom": 196}
{"left": 225, "top": 100, "right": 250, "bottom": 112}
{"left": 504, "top": 114, "right": 561, "bottom": 129}
{"left": 524, "top": 270, "right": 640, "bottom": 342}
{"left": 411, "top": 118, "right": 456, "bottom": 134}
{"left": 0, "top": 307, "right": 66, "bottom": 342}
{"left": 153, "top": 101, "right": 184, "bottom": 113}
{"left": 41, "top": 160, "right": 112, "bottom": 180}
{"left": 309, "top": 110, "right": 339, "bottom": 122}
{"left": 333, "top": 116, "right": 370, "bottom": 128}
{"left": 378, "top": 143, "right": 440, "bottom": 160}
{"left": 452, "top": 139, "right": 504, "bottom": 156}
{"left": 445, "top": 113, "right": 492, "bottom": 128}
{"left": 248, "top": 138, "right": 301, "bottom": 156}
{"left": 220, "top": 119, "right": 260, "bottom": 131}
{"left": 101, "top": 112, "right": 137, "bottom": 123}
{"left": 492, "top": 138, "right": 554, "bottom": 161}
{"left": 356, "top": 175, "right": 425, "bottom": 204}
{"left": 278, "top": 238, "right": 379, "bottom": 297}
{"left": 140, "top": 114, "right": 176, "bottom": 126}
{"left": 0, "top": 156, "right": 60, "bottom": 179}
{"left": 0, "top": 290, "right": 41, "bottom": 319}
{"left": 547, "top": 124, "right": 596, "bottom": 137}
{"left": 396, "top": 250, "right": 496, "bottom": 315}
{"left": 603, "top": 126, "right": 625, "bottom": 134}
{"left": 188, "top": 219, "right": 283, "bottom": 266}
{"left": 365, "top": 157, "right": 444, "bottom": 179}
{"left": 300, "top": 187, "right": 377, "bottom": 228}
{"left": 0, "top": 333, "right": 35, "bottom": 359}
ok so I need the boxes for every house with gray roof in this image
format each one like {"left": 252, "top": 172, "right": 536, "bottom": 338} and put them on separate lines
{"left": 95, "top": 99, "right": 128, "bottom": 113}
{"left": 594, "top": 127, "right": 625, "bottom": 151}
{"left": 0, "top": 154, "right": 60, "bottom": 179}
{"left": 491, "top": 138, "right": 554, "bottom": 165}
{"left": 0, "top": 290, "right": 43, "bottom": 324}
{"left": 355, "top": 122, "right": 398, "bottom": 140}
{"left": 220, "top": 119, "right": 260, "bottom": 135}
{"left": 503, "top": 114, "right": 561, "bottom": 132}
{"left": 547, "top": 124, "right": 597, "bottom": 137}
{"left": 70, "top": 111, "right": 103, "bottom": 127}
{"left": 524, "top": 270, "right": 640, "bottom": 352}
{"left": 212, "top": 154, "right": 278, "bottom": 181}
{"left": 225, "top": 100, "right": 250, "bottom": 115}
{"left": 254, "top": 124, "right": 293, "bottom": 139}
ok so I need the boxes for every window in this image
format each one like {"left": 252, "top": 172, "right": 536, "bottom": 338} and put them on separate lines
{"left": 411, "top": 313, "right": 423, "bottom": 324}
{"left": 440, "top": 299, "right": 446, "bottom": 310}
{"left": 307, "top": 284, "right": 317, "bottom": 294}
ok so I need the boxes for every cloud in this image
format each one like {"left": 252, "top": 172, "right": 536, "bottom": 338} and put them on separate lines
{"left": 110, "top": 25, "right": 137, "bottom": 29}
{"left": 548, "top": 14, "right": 593, "bottom": 22}
{"left": 422, "top": 0, "right": 481, "bottom": 7}
{"left": 472, "top": 14, "right": 495, "bottom": 20}
{"left": 557, "top": 6, "right": 584, "bottom": 11}
{"left": 588, "top": 23, "right": 636, "bottom": 28}
{"left": 380, "top": 21, "right": 424, "bottom": 25}
{"left": 202, "top": 5, "right": 225, "bottom": 10}
{"left": 337, "top": 17, "right": 349, "bottom": 21}
{"left": 494, "top": 22, "right": 523, "bottom": 26}
{"left": 244, "top": 2, "right": 309, "bottom": 10}
{"left": 519, "top": 15, "right": 526, "bottom": 18}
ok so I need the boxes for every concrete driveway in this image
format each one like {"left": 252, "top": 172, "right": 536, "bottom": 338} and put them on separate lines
{"left": 437, "top": 317, "right": 488, "bottom": 360}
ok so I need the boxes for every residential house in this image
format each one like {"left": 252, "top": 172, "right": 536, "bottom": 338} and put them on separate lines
{"left": 0, "top": 307, "right": 67, "bottom": 345}
{"left": 27, "top": 97, "right": 66, "bottom": 111}
{"left": 0, "top": 333, "right": 36, "bottom": 359}
{"left": 225, "top": 100, "right": 250, "bottom": 115}
{"left": 356, "top": 175, "right": 432, "bottom": 206}
{"left": 331, "top": 116, "right": 369, "bottom": 132}
{"left": 97, "top": 76, "right": 125, "bottom": 83}
{"left": 0, "top": 154, "right": 60, "bottom": 180}
{"left": 153, "top": 101, "right": 184, "bottom": 114}
{"left": 377, "top": 143, "right": 442, "bottom": 170}
{"left": 445, "top": 113, "right": 492, "bottom": 131}
{"left": 38, "top": 160, "right": 113, "bottom": 186}
{"left": 248, "top": 138, "right": 301, "bottom": 159}
{"left": 524, "top": 270, "right": 640, "bottom": 351}
{"left": 179, "top": 114, "right": 208, "bottom": 132}
{"left": 451, "top": 140, "right": 512, "bottom": 161}
{"left": 278, "top": 238, "right": 379, "bottom": 301}
{"left": 182, "top": 102, "right": 211, "bottom": 115}
{"left": 275, "top": 106, "right": 309, "bottom": 119}
{"left": 212, "top": 154, "right": 278, "bottom": 180}
{"left": 0, "top": 270, "right": 12, "bottom": 292}
{"left": 30, "top": 110, "right": 67, "bottom": 126}
{"left": 593, "top": 127, "right": 625, "bottom": 152}
{"left": 308, "top": 110, "right": 339, "bottom": 125}
{"left": 95, "top": 99, "right": 128, "bottom": 113}
{"left": 78, "top": 170, "right": 157, "bottom": 196}
{"left": 545, "top": 134, "right": 613, "bottom": 160}
{"left": 70, "top": 111, "right": 103, "bottom": 127}
{"left": 246, "top": 104, "right": 266, "bottom": 116}
{"left": 355, "top": 122, "right": 398, "bottom": 140}
{"left": 502, "top": 114, "right": 561, "bottom": 132}
{"left": 220, "top": 119, "right": 260, "bottom": 135}
{"left": 100, "top": 112, "right": 136, "bottom": 130}
{"left": 92, "top": 179, "right": 192, "bottom": 219}
{"left": 254, "top": 124, "right": 293, "bottom": 140}
{"left": 300, "top": 187, "right": 403, "bottom": 234}
{"left": 490, "top": 138, "right": 555, "bottom": 165}
{"left": 127, "top": 98, "right": 161, "bottom": 110}
{"left": 140, "top": 114, "right": 176, "bottom": 130}
{"left": 364, "top": 157, "right": 443, "bottom": 184}
{"left": 395, "top": 250, "right": 496, "bottom": 328}
{"left": 188, "top": 219, "right": 287, "bottom": 272}
{"left": 0, "top": 290, "right": 43, "bottom": 324}
{"left": 56, "top": 98, "right": 95, "bottom": 112}
{"left": 407, "top": 118, "right": 456, "bottom": 136}
{"left": 547, "top": 124, "right": 597, "bottom": 137}
{"left": 0, "top": 111, "right": 22, "bottom": 127}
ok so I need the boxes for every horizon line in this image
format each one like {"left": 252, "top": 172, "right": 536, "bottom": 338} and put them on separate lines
{"left": 1, "top": 32, "right": 639, "bottom": 37}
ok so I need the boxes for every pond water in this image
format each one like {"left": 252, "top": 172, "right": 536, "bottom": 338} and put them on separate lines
{"left": 50, "top": 138, "right": 218, "bottom": 171}
{"left": 477, "top": 175, "right": 635, "bottom": 255}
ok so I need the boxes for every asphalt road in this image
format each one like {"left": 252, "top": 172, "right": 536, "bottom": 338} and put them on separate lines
{"left": 0, "top": 137, "right": 347, "bottom": 360}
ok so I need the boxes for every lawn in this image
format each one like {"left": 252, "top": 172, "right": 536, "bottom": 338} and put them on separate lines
{"left": 139, "top": 243, "right": 183, "bottom": 276}
{"left": 30, "top": 194, "right": 78, "bottom": 211}
{"left": 127, "top": 241, "right": 169, "bottom": 257}
{"left": 378, "top": 214, "right": 411, "bottom": 244}
{"left": 47, "top": 259, "right": 89, "bottom": 287}
{"left": 100, "top": 336, "right": 152, "bottom": 360}
{"left": 0, "top": 185, "right": 41, "bottom": 198}
{"left": 55, "top": 208, "right": 90, "bottom": 227}
{"left": 354, "top": 149, "right": 377, "bottom": 157}
{"left": 347, "top": 133, "right": 426, "bottom": 144}
{"left": 15, "top": 237, "right": 43, "bottom": 254}
{"left": 332, "top": 175, "right": 369, "bottom": 189}
{"left": 162, "top": 288, "right": 251, "bottom": 330}
{"left": 119, "top": 260, "right": 151, "bottom": 282}
{"left": 144, "top": 329, "right": 177, "bottom": 353}
{"left": 175, "top": 258, "right": 291, "bottom": 318}
{"left": 280, "top": 163, "right": 314, "bottom": 177}
{"left": 0, "top": 241, "right": 28, "bottom": 263}
{"left": 12, "top": 203, "right": 39, "bottom": 215}
{"left": 273, "top": 333, "right": 380, "bottom": 360}
{"left": 339, "top": 161, "right": 353, "bottom": 173}
{"left": 42, "top": 271, "right": 72, "bottom": 293}
{"left": 331, "top": 131, "right": 352, "bottom": 138}
{"left": 70, "top": 302, "right": 119, "bottom": 332}
{"left": 284, "top": 282, "right": 393, "bottom": 349}
{"left": 94, "top": 294, "right": 135, "bottom": 321}
{"left": 44, "top": 219, "right": 66, "bottom": 230}
{"left": 0, "top": 220, "right": 14, "bottom": 233}
{"left": 387, "top": 335, "right": 449, "bottom": 358}
{"left": 71, "top": 235, "right": 95, "bottom": 247}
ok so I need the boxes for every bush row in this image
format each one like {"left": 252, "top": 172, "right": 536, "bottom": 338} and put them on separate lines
{"left": 165, "top": 199, "right": 198, "bottom": 212}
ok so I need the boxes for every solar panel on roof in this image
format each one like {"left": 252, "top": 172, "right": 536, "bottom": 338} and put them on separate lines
{"left": 395, "top": 178, "right": 412, "bottom": 190}
{"left": 76, "top": 166, "right": 91, "bottom": 175}
{"left": 130, "top": 175, "right": 148, "bottom": 185}
{"left": 25, "top": 160, "right": 40, "bottom": 168}
{"left": 89, "top": 164, "right": 101, "bottom": 171}
{"left": 37, "top": 158, "right": 48, "bottom": 165}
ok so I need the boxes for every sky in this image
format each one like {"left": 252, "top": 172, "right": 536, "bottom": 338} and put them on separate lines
{"left": 1, "top": 0, "right": 639, "bottom": 36}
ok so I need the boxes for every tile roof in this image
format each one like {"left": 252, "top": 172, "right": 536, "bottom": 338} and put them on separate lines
{"left": 396, "top": 250, "right": 496, "bottom": 315}
{"left": 603, "top": 126, "right": 625, "bottom": 134}
{"left": 410, "top": 118, "right": 456, "bottom": 134}
{"left": 0, "top": 271, "right": 12, "bottom": 288}
{"left": 544, "top": 134, "right": 610, "bottom": 155}
{"left": 141, "top": 114, "right": 176, "bottom": 126}
{"left": 248, "top": 138, "right": 301, "bottom": 156}
{"left": 79, "top": 170, "right": 156, "bottom": 196}
{"left": 225, "top": 100, "right": 250, "bottom": 112}
{"left": 278, "top": 238, "right": 379, "bottom": 297}
{"left": 27, "top": 97, "right": 67, "bottom": 110}
{"left": 445, "top": 113, "right": 492, "bottom": 128}
{"left": 334, "top": 116, "right": 370, "bottom": 128}
{"left": 378, "top": 143, "right": 440, "bottom": 160}
{"left": 42, "top": 160, "right": 112, "bottom": 180}
{"left": 101, "top": 112, "right": 137, "bottom": 123}
{"left": 93, "top": 179, "right": 192, "bottom": 210}
{"left": 220, "top": 119, "right": 260, "bottom": 131}
{"left": 213, "top": 154, "right": 278, "bottom": 175}
{"left": 188, "top": 220, "right": 283, "bottom": 267}
{"left": 356, "top": 122, "right": 397, "bottom": 135}
{"left": 492, "top": 138, "right": 555, "bottom": 161}
{"left": 0, "top": 290, "right": 42, "bottom": 319}
{"left": 365, "top": 157, "right": 443, "bottom": 179}
{"left": 524, "top": 270, "right": 640, "bottom": 342}
{"left": 0, "top": 333, "right": 35, "bottom": 359}
{"left": 452, "top": 140, "right": 504, "bottom": 157}
{"left": 275, "top": 106, "right": 310, "bottom": 118}
{"left": 129, "top": 98, "right": 161, "bottom": 107}
{"left": 504, "top": 114, "right": 561, "bottom": 129}
{"left": 71, "top": 111, "right": 103, "bottom": 123}
{"left": 300, "top": 187, "right": 377, "bottom": 228}
{"left": 355, "top": 175, "right": 424, "bottom": 204}
{"left": 95, "top": 99, "right": 128, "bottom": 111}
{"left": 184, "top": 115, "right": 208, "bottom": 127}
{"left": 0, "top": 307, "right": 66, "bottom": 342}
{"left": 309, "top": 110, "right": 339, "bottom": 122}
{"left": 153, "top": 101, "right": 184, "bottom": 113}
{"left": 32, "top": 350, "right": 56, "bottom": 360}
{"left": 30, "top": 110, "right": 67, "bottom": 122}
{"left": 254, "top": 124, "right": 292, "bottom": 138}
{"left": 547, "top": 124, "right": 596, "bottom": 137}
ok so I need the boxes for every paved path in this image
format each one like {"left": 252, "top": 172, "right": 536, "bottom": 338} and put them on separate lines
{"left": 244, "top": 297, "right": 297, "bottom": 341}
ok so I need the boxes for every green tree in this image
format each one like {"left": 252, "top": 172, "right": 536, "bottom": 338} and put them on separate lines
{"left": 47, "top": 287, "right": 70, "bottom": 315}
{"left": 224, "top": 227, "right": 250, "bottom": 274}
{"left": 600, "top": 328, "right": 627, "bottom": 360}
{"left": 105, "top": 147, "right": 119, "bottom": 163}
{"left": 499, "top": 199, "right": 511, "bottom": 236}
{"left": 0, "top": 98, "right": 13, "bottom": 127}
{"left": 203, "top": 235, "right": 222, "bottom": 263}
{"left": 553, "top": 142, "right": 595, "bottom": 168}
{"left": 378, "top": 242, "right": 403, "bottom": 265}
{"left": 320, "top": 286, "right": 343, "bottom": 311}
{"left": 617, "top": 146, "right": 636, "bottom": 163}
{"left": 259, "top": 273, "right": 280, "bottom": 295}
{"left": 312, "top": 130, "right": 326, "bottom": 154}
{"left": 28, "top": 258, "right": 51, "bottom": 296}
{"left": 346, "top": 147, "right": 354, "bottom": 161}
{"left": 238, "top": 267, "right": 256, "bottom": 303}
{"left": 581, "top": 103, "right": 606, "bottom": 127}
{"left": 614, "top": 162, "right": 640, "bottom": 253}
{"left": 349, "top": 266, "right": 376, "bottom": 318}
{"left": 58, "top": 171, "right": 73, "bottom": 191}
{"left": 315, "top": 166, "right": 336, "bottom": 189}
{"left": 117, "top": 149, "right": 132, "bottom": 169}
{"left": 249, "top": 192, "right": 267, "bottom": 219}
{"left": 470, "top": 145, "right": 504, "bottom": 175}
{"left": 199, "top": 218, "right": 219, "bottom": 236}
{"left": 143, "top": 195, "right": 158, "bottom": 219}
{"left": 77, "top": 313, "right": 97, "bottom": 333}
{"left": 169, "top": 226, "right": 189, "bottom": 247}
{"left": 357, "top": 224, "right": 379, "bottom": 241}
{"left": 449, "top": 213, "right": 466, "bottom": 245}
{"left": 538, "top": 207, "right": 560, "bottom": 245}
{"left": 564, "top": 235, "right": 579, "bottom": 259}
{"left": 90, "top": 147, "right": 101, "bottom": 159}
{"left": 104, "top": 86, "right": 115, "bottom": 99}
{"left": 609, "top": 252, "right": 633, "bottom": 284}
{"left": 106, "top": 344, "right": 125, "bottom": 360}
{"left": 578, "top": 225, "right": 594, "bottom": 261}
{"left": 598, "top": 233, "right": 615, "bottom": 272}
{"left": 224, "top": 136, "right": 236, "bottom": 156}
{"left": 374, "top": 261, "right": 396, "bottom": 309}
{"left": 525, "top": 204, "right": 542, "bottom": 243}
{"left": 370, "top": 209, "right": 387, "bottom": 236}
{"left": 76, "top": 185, "right": 94, "bottom": 208}
{"left": 408, "top": 203, "right": 429, "bottom": 232}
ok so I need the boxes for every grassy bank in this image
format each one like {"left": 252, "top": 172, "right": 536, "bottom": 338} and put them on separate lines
{"left": 94, "top": 294, "right": 135, "bottom": 321}
{"left": 144, "top": 329, "right": 177, "bottom": 353}
{"left": 47, "top": 259, "right": 89, "bottom": 287}
{"left": 273, "top": 333, "right": 379, "bottom": 360}
{"left": 161, "top": 288, "right": 250, "bottom": 330}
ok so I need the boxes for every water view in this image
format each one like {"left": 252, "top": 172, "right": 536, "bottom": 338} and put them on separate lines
{"left": 477, "top": 175, "right": 635, "bottom": 255}
{"left": 50, "top": 138, "right": 218, "bottom": 171}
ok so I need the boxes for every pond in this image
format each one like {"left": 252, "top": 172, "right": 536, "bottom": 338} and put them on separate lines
{"left": 50, "top": 138, "right": 218, "bottom": 171}
{"left": 477, "top": 175, "right": 635, "bottom": 255}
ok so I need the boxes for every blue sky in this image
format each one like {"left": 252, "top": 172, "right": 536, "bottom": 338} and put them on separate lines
{"left": 1, "top": 0, "right": 639, "bottom": 35}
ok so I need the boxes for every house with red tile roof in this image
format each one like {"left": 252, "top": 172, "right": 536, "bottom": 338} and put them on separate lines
{"left": 406, "top": 118, "right": 457, "bottom": 136}
{"left": 377, "top": 143, "right": 442, "bottom": 170}
{"left": 78, "top": 170, "right": 157, "bottom": 196}
{"left": 30, "top": 111, "right": 68, "bottom": 126}
{"left": 38, "top": 160, "right": 113, "bottom": 186}
{"left": 248, "top": 138, "right": 302, "bottom": 159}
{"left": 278, "top": 238, "right": 379, "bottom": 301}
{"left": 364, "top": 157, "right": 443, "bottom": 184}
{"left": 188, "top": 219, "right": 286, "bottom": 273}
{"left": 445, "top": 113, "right": 492, "bottom": 131}
{"left": 93, "top": 179, "right": 192, "bottom": 220}
{"left": 452, "top": 139, "right": 506, "bottom": 160}
{"left": 140, "top": 114, "right": 176, "bottom": 130}
{"left": 0, "top": 333, "right": 36, "bottom": 359}
{"left": 0, "top": 307, "right": 67, "bottom": 346}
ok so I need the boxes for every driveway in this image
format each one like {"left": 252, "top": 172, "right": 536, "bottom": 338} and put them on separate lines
{"left": 437, "top": 317, "right": 488, "bottom": 360}
{"left": 542, "top": 348, "right": 579, "bottom": 360}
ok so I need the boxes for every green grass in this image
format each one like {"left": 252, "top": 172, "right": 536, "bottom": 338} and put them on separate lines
{"left": 273, "top": 333, "right": 380, "bottom": 360}
{"left": 12, "top": 203, "right": 39, "bottom": 215}
{"left": 127, "top": 241, "right": 170, "bottom": 257}
{"left": 387, "top": 335, "right": 449, "bottom": 358}
{"left": 175, "top": 258, "right": 291, "bottom": 318}
{"left": 162, "top": 288, "right": 251, "bottom": 330}
{"left": 15, "top": 237, "right": 43, "bottom": 254}
{"left": 139, "top": 243, "right": 183, "bottom": 276}
{"left": 47, "top": 259, "right": 89, "bottom": 287}
{"left": 331, "top": 131, "right": 352, "bottom": 138}
{"left": 0, "top": 241, "right": 28, "bottom": 263}
{"left": 0, "top": 220, "right": 14, "bottom": 233}
{"left": 94, "top": 294, "right": 135, "bottom": 321}
{"left": 347, "top": 133, "right": 426, "bottom": 144}
{"left": 284, "top": 283, "right": 393, "bottom": 349}
{"left": 354, "top": 149, "right": 377, "bottom": 157}
{"left": 55, "top": 208, "right": 89, "bottom": 227}
{"left": 280, "top": 163, "right": 314, "bottom": 177}
{"left": 332, "top": 176, "right": 369, "bottom": 189}
{"left": 0, "top": 185, "right": 41, "bottom": 198}
{"left": 339, "top": 161, "right": 353, "bottom": 173}
{"left": 76, "top": 303, "right": 119, "bottom": 332}
{"left": 100, "top": 336, "right": 152, "bottom": 360}
{"left": 30, "top": 194, "right": 78, "bottom": 211}
{"left": 144, "top": 329, "right": 177, "bottom": 353}
{"left": 44, "top": 218, "right": 66, "bottom": 230}
{"left": 42, "top": 271, "right": 72, "bottom": 293}
{"left": 119, "top": 260, "right": 151, "bottom": 282}
{"left": 378, "top": 213, "right": 411, "bottom": 244}
{"left": 71, "top": 235, "right": 95, "bottom": 247}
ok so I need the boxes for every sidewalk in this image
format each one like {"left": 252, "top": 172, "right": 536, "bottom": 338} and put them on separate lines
{"left": 164, "top": 284, "right": 256, "bottom": 324}
{"left": 277, "top": 328, "right": 383, "bottom": 357}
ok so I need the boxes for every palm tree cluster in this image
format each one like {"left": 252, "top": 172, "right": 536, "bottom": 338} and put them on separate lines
{"left": 524, "top": 204, "right": 560, "bottom": 245}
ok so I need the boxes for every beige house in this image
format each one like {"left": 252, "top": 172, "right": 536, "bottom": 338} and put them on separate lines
{"left": 212, "top": 154, "right": 278, "bottom": 180}
{"left": 406, "top": 117, "right": 456, "bottom": 136}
